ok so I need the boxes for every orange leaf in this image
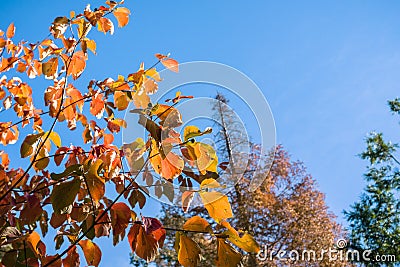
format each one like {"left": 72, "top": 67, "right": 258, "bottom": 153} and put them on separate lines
{"left": 97, "top": 17, "right": 114, "bottom": 34}
{"left": 183, "top": 216, "right": 212, "bottom": 233}
{"left": 26, "top": 231, "right": 43, "bottom": 257}
{"left": 61, "top": 51, "right": 87, "bottom": 80}
{"left": 6, "top": 22, "right": 15, "bottom": 39}
{"left": 142, "top": 76, "right": 158, "bottom": 95}
{"left": 149, "top": 139, "right": 184, "bottom": 180}
{"left": 114, "top": 91, "right": 130, "bottom": 111}
{"left": 182, "top": 191, "right": 195, "bottom": 212}
{"left": 113, "top": 7, "right": 131, "bottom": 27}
{"left": 0, "top": 151, "right": 10, "bottom": 169}
{"left": 161, "top": 58, "right": 179, "bottom": 73}
{"left": 216, "top": 239, "right": 242, "bottom": 267}
{"left": 85, "top": 39, "right": 96, "bottom": 54}
{"left": 132, "top": 88, "right": 150, "bottom": 108}
{"left": 78, "top": 239, "right": 102, "bottom": 267}
{"left": 90, "top": 92, "right": 105, "bottom": 118}
{"left": 63, "top": 98, "right": 76, "bottom": 121}
{"left": 16, "top": 62, "right": 26, "bottom": 73}
{"left": 177, "top": 235, "right": 201, "bottom": 267}
{"left": 103, "top": 133, "right": 114, "bottom": 145}
{"left": 66, "top": 86, "right": 84, "bottom": 112}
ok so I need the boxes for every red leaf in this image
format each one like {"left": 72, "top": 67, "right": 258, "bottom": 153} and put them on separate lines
{"left": 110, "top": 202, "right": 131, "bottom": 245}
{"left": 128, "top": 224, "right": 159, "bottom": 262}
{"left": 142, "top": 216, "right": 162, "bottom": 235}
{"left": 41, "top": 255, "right": 62, "bottom": 267}
{"left": 62, "top": 246, "right": 80, "bottom": 267}
{"left": 54, "top": 147, "right": 69, "bottom": 166}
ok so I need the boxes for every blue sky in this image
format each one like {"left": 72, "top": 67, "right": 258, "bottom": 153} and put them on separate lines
{"left": 1, "top": 0, "right": 400, "bottom": 266}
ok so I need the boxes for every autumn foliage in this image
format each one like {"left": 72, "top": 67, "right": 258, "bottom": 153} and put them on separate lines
{"left": 0, "top": 1, "right": 262, "bottom": 267}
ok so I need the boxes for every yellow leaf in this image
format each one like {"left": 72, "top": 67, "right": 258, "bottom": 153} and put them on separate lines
{"left": 185, "top": 142, "right": 218, "bottom": 174}
{"left": 200, "top": 178, "right": 221, "bottom": 189}
{"left": 113, "top": 7, "right": 131, "bottom": 27}
{"left": 199, "top": 191, "right": 232, "bottom": 223}
{"left": 145, "top": 68, "right": 161, "bottom": 82}
{"left": 48, "top": 131, "right": 61, "bottom": 147}
{"left": 216, "top": 239, "right": 242, "bottom": 267}
{"left": 150, "top": 104, "right": 182, "bottom": 128}
{"left": 183, "top": 216, "right": 212, "bottom": 233}
{"left": 183, "top": 126, "right": 212, "bottom": 142}
{"left": 72, "top": 18, "right": 91, "bottom": 38}
{"left": 86, "top": 39, "right": 96, "bottom": 54}
{"left": 220, "top": 221, "right": 260, "bottom": 253}
{"left": 177, "top": 235, "right": 201, "bottom": 267}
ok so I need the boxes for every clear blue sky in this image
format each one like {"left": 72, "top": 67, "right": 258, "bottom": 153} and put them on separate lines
{"left": 1, "top": 1, "right": 400, "bottom": 266}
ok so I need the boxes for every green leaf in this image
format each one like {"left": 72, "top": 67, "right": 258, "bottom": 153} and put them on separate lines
{"left": 50, "top": 164, "right": 82, "bottom": 181}
{"left": 51, "top": 178, "right": 81, "bottom": 214}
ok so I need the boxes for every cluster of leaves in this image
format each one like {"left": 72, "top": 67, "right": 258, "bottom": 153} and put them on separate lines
{"left": 156, "top": 145, "right": 351, "bottom": 267}
{"left": 151, "top": 94, "right": 350, "bottom": 267}
{"left": 345, "top": 99, "right": 400, "bottom": 266}
{"left": 0, "top": 1, "right": 258, "bottom": 266}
